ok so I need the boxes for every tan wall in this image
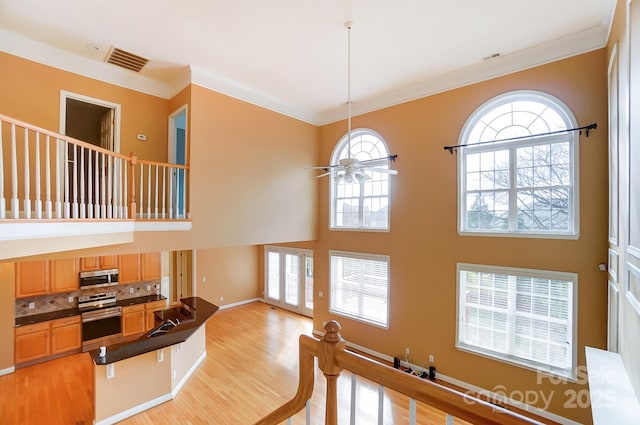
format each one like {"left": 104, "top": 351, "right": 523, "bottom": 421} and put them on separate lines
{"left": 312, "top": 50, "right": 608, "bottom": 424}
{"left": 0, "top": 52, "right": 169, "bottom": 163}
{"left": 0, "top": 263, "right": 15, "bottom": 371}
{"left": 195, "top": 246, "right": 260, "bottom": 306}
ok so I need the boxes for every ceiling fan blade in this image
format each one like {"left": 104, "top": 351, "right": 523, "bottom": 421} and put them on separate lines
{"left": 368, "top": 168, "right": 398, "bottom": 175}
{"left": 315, "top": 171, "right": 333, "bottom": 178}
{"left": 359, "top": 158, "right": 391, "bottom": 167}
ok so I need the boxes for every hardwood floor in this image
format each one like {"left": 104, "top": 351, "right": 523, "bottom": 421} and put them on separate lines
{"left": 0, "top": 302, "right": 467, "bottom": 424}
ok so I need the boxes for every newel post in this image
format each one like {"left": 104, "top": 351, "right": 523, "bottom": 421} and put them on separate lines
{"left": 128, "top": 152, "right": 137, "bottom": 219}
{"left": 318, "top": 320, "right": 346, "bottom": 425}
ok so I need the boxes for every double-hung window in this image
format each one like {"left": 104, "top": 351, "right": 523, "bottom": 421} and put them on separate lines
{"left": 330, "top": 129, "right": 392, "bottom": 230}
{"left": 329, "top": 250, "right": 390, "bottom": 328}
{"left": 457, "top": 263, "right": 577, "bottom": 379}
{"left": 458, "top": 91, "right": 579, "bottom": 237}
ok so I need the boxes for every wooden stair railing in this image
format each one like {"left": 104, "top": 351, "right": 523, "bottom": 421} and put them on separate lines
{"left": 255, "top": 321, "right": 548, "bottom": 425}
{"left": 0, "top": 113, "right": 189, "bottom": 220}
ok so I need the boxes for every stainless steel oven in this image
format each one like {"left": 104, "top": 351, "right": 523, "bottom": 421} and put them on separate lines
{"left": 79, "top": 269, "right": 119, "bottom": 289}
{"left": 79, "top": 292, "right": 122, "bottom": 351}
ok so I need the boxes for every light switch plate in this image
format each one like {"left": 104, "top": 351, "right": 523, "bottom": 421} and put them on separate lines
{"left": 28, "top": 302, "right": 35, "bottom": 309}
{"left": 68, "top": 296, "right": 74, "bottom": 303}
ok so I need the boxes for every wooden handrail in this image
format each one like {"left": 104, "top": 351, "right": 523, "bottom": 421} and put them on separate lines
{"left": 254, "top": 321, "right": 550, "bottom": 425}
{"left": 137, "top": 158, "right": 190, "bottom": 170}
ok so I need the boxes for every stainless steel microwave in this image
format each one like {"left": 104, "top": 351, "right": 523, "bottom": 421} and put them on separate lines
{"left": 79, "top": 269, "right": 119, "bottom": 289}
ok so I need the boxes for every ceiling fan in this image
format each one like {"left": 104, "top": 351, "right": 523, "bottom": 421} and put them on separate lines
{"left": 310, "top": 21, "right": 398, "bottom": 183}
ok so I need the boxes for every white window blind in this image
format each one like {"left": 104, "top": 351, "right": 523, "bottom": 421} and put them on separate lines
{"left": 330, "top": 251, "right": 390, "bottom": 328}
{"left": 457, "top": 263, "right": 576, "bottom": 379}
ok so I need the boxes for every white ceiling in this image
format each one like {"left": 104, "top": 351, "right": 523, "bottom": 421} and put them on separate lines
{"left": 0, "top": 0, "right": 616, "bottom": 125}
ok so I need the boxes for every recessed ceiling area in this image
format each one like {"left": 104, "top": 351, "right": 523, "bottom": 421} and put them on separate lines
{"left": 0, "top": 0, "right": 616, "bottom": 124}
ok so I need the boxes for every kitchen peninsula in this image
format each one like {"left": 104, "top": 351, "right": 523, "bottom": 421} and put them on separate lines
{"left": 90, "top": 297, "right": 219, "bottom": 425}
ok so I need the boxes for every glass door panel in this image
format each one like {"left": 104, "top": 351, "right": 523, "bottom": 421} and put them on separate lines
{"left": 267, "top": 251, "right": 281, "bottom": 301}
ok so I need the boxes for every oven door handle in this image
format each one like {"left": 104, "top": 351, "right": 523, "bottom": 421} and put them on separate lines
{"left": 82, "top": 308, "right": 122, "bottom": 322}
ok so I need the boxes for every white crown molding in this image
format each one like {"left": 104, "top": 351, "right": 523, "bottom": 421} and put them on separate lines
{"left": 190, "top": 65, "right": 320, "bottom": 125}
{"left": 0, "top": 28, "right": 173, "bottom": 100}
{"left": 316, "top": 25, "right": 610, "bottom": 125}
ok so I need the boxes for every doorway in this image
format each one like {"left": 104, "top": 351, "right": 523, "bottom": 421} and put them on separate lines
{"left": 264, "top": 246, "right": 313, "bottom": 317}
{"left": 168, "top": 106, "right": 187, "bottom": 218}
{"left": 171, "top": 250, "right": 194, "bottom": 303}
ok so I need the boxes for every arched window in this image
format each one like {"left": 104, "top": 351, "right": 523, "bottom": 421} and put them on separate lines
{"left": 330, "top": 129, "right": 392, "bottom": 230}
{"left": 458, "top": 91, "right": 579, "bottom": 237}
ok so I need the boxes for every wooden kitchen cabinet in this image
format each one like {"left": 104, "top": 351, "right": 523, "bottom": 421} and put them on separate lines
{"left": 15, "top": 261, "right": 50, "bottom": 298}
{"left": 141, "top": 252, "right": 161, "bottom": 280}
{"left": 50, "top": 259, "right": 80, "bottom": 293}
{"left": 145, "top": 300, "right": 167, "bottom": 330}
{"left": 80, "top": 255, "right": 119, "bottom": 272}
{"left": 118, "top": 254, "right": 141, "bottom": 284}
{"left": 50, "top": 316, "right": 81, "bottom": 354}
{"left": 15, "top": 322, "right": 50, "bottom": 364}
{"left": 122, "top": 304, "right": 146, "bottom": 337}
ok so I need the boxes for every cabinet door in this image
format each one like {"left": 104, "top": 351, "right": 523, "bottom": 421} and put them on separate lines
{"left": 100, "top": 255, "right": 119, "bottom": 269}
{"left": 51, "top": 318, "right": 81, "bottom": 354}
{"left": 119, "top": 254, "right": 140, "bottom": 284}
{"left": 80, "top": 257, "right": 100, "bottom": 272}
{"left": 122, "top": 305, "right": 145, "bottom": 336}
{"left": 15, "top": 323, "right": 50, "bottom": 364}
{"left": 50, "top": 259, "right": 80, "bottom": 293}
{"left": 145, "top": 300, "right": 167, "bottom": 330}
{"left": 141, "top": 252, "right": 161, "bottom": 280}
{"left": 15, "top": 261, "right": 50, "bottom": 298}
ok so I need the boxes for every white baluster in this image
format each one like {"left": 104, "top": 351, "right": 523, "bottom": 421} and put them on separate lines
{"left": 147, "top": 162, "right": 151, "bottom": 218}
{"left": 63, "top": 140, "right": 70, "bottom": 219}
{"left": 72, "top": 144, "right": 78, "bottom": 218}
{"left": 154, "top": 164, "right": 158, "bottom": 219}
{"left": 107, "top": 155, "right": 113, "bottom": 219}
{"left": 445, "top": 413, "right": 454, "bottom": 425}
{"left": 23, "top": 128, "right": 31, "bottom": 218}
{"left": 55, "top": 138, "right": 62, "bottom": 218}
{"left": 94, "top": 150, "right": 100, "bottom": 218}
{"left": 409, "top": 398, "right": 416, "bottom": 425}
{"left": 123, "top": 160, "right": 128, "bottom": 218}
{"left": 101, "top": 152, "right": 106, "bottom": 218}
{"left": 79, "top": 146, "right": 85, "bottom": 218}
{"left": 181, "top": 168, "right": 187, "bottom": 218}
{"left": 168, "top": 167, "right": 174, "bottom": 219}
{"left": 116, "top": 158, "right": 123, "bottom": 219}
{"left": 0, "top": 121, "right": 5, "bottom": 219}
{"left": 350, "top": 373, "right": 357, "bottom": 425}
{"left": 34, "top": 132, "right": 42, "bottom": 218}
{"left": 305, "top": 399, "right": 311, "bottom": 425}
{"left": 162, "top": 165, "right": 166, "bottom": 219}
{"left": 45, "top": 135, "right": 52, "bottom": 219}
{"left": 378, "top": 385, "right": 384, "bottom": 425}
{"left": 87, "top": 149, "right": 93, "bottom": 219}
{"left": 139, "top": 163, "right": 144, "bottom": 219}
{"left": 10, "top": 124, "right": 18, "bottom": 218}
{"left": 176, "top": 168, "right": 181, "bottom": 219}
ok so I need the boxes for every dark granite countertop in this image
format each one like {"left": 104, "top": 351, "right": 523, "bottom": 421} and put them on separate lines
{"left": 15, "top": 294, "right": 167, "bottom": 327}
{"left": 89, "top": 297, "right": 219, "bottom": 365}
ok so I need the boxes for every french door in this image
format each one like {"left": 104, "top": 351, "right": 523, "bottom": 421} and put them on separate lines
{"left": 265, "top": 246, "right": 313, "bottom": 317}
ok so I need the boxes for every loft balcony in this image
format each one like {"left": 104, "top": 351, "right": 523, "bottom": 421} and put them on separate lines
{"left": 0, "top": 114, "right": 191, "bottom": 259}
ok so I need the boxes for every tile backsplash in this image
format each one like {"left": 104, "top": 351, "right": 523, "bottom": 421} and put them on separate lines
{"left": 15, "top": 280, "right": 162, "bottom": 318}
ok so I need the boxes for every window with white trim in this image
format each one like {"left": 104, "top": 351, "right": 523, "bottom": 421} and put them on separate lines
{"left": 329, "top": 251, "right": 390, "bottom": 328}
{"left": 330, "top": 129, "right": 392, "bottom": 230}
{"left": 457, "top": 263, "right": 577, "bottom": 379}
{"left": 458, "top": 91, "right": 579, "bottom": 237}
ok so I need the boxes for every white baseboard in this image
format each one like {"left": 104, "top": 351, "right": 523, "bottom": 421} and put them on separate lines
{"left": 95, "top": 393, "right": 173, "bottom": 425}
{"left": 0, "top": 366, "right": 15, "bottom": 376}
{"left": 219, "top": 298, "right": 261, "bottom": 310}
{"left": 172, "top": 351, "right": 206, "bottom": 397}
{"left": 312, "top": 328, "right": 580, "bottom": 425}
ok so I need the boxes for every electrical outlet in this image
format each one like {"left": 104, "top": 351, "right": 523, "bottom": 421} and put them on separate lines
{"left": 28, "top": 302, "right": 35, "bottom": 309}
{"left": 429, "top": 354, "right": 434, "bottom": 363}
{"left": 68, "top": 296, "right": 74, "bottom": 303}
{"left": 405, "top": 347, "right": 410, "bottom": 359}
{"left": 146, "top": 285, "right": 151, "bottom": 291}
{"left": 318, "top": 291, "right": 324, "bottom": 297}
{"left": 202, "top": 276, "right": 207, "bottom": 283}
{"left": 129, "top": 287, "right": 134, "bottom": 294}
{"left": 219, "top": 296, "right": 224, "bottom": 302}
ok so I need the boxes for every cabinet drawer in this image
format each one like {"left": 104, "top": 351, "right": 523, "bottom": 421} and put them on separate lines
{"left": 146, "top": 300, "right": 166, "bottom": 311}
{"left": 51, "top": 316, "right": 81, "bottom": 328}
{"left": 123, "top": 304, "right": 145, "bottom": 313}
{"left": 15, "top": 321, "right": 50, "bottom": 336}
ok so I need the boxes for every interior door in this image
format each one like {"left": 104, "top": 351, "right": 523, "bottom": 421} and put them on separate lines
{"left": 265, "top": 247, "right": 313, "bottom": 317}
{"left": 168, "top": 107, "right": 187, "bottom": 219}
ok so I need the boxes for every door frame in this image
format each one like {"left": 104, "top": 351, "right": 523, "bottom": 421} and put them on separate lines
{"left": 168, "top": 105, "right": 188, "bottom": 164}
{"left": 59, "top": 90, "right": 121, "bottom": 152}
{"left": 264, "top": 246, "right": 313, "bottom": 317}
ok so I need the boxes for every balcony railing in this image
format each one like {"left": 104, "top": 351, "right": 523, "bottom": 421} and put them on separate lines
{"left": 255, "top": 321, "right": 553, "bottom": 425}
{"left": 0, "top": 113, "right": 188, "bottom": 221}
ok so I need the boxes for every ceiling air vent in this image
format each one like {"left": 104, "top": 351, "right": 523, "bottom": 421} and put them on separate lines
{"left": 106, "top": 47, "right": 149, "bottom": 72}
